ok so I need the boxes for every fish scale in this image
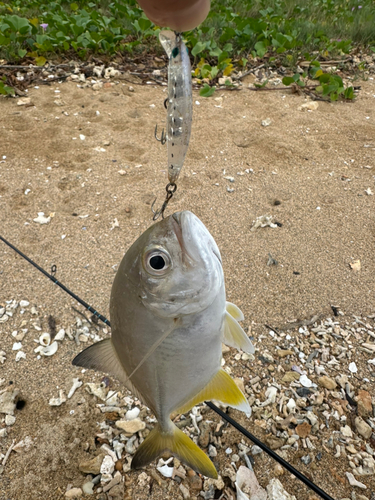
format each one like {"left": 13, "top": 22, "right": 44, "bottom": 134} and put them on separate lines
{"left": 159, "top": 30, "right": 193, "bottom": 184}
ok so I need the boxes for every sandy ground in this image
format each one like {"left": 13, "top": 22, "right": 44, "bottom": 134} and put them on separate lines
{"left": 0, "top": 72, "right": 375, "bottom": 500}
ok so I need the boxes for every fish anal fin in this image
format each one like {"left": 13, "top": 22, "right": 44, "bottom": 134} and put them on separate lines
{"left": 226, "top": 301, "right": 244, "bottom": 321}
{"left": 132, "top": 423, "right": 217, "bottom": 479}
{"left": 72, "top": 339, "right": 145, "bottom": 404}
{"left": 176, "top": 369, "right": 251, "bottom": 417}
{"left": 223, "top": 312, "right": 255, "bottom": 354}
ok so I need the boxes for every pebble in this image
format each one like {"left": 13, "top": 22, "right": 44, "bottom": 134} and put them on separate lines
{"left": 5, "top": 414, "right": 16, "bottom": 426}
{"left": 100, "top": 455, "right": 115, "bottom": 476}
{"left": 267, "top": 478, "right": 296, "bottom": 500}
{"left": 277, "top": 349, "right": 294, "bottom": 358}
{"left": 79, "top": 454, "right": 105, "bottom": 474}
{"left": 318, "top": 376, "right": 337, "bottom": 390}
{"left": 356, "top": 390, "right": 372, "bottom": 417}
{"left": 82, "top": 481, "right": 94, "bottom": 495}
{"left": 345, "top": 472, "right": 367, "bottom": 489}
{"left": 115, "top": 418, "right": 145, "bottom": 435}
{"left": 251, "top": 445, "right": 263, "bottom": 455}
{"left": 261, "top": 117, "right": 272, "bottom": 127}
{"left": 235, "top": 465, "right": 267, "bottom": 500}
{"left": 295, "top": 422, "right": 312, "bottom": 438}
{"left": 265, "top": 436, "right": 285, "bottom": 450}
{"left": 208, "top": 444, "right": 217, "bottom": 457}
{"left": 300, "top": 375, "right": 313, "bottom": 388}
{"left": 341, "top": 425, "right": 353, "bottom": 438}
{"left": 125, "top": 407, "right": 140, "bottom": 420}
{"left": 0, "top": 388, "right": 19, "bottom": 415}
{"left": 65, "top": 488, "right": 83, "bottom": 498}
{"left": 179, "top": 483, "right": 190, "bottom": 500}
{"left": 355, "top": 417, "right": 373, "bottom": 439}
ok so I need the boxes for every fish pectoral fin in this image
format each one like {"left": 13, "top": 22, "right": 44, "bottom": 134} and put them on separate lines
{"left": 223, "top": 311, "right": 255, "bottom": 354}
{"left": 72, "top": 339, "right": 147, "bottom": 404}
{"left": 72, "top": 339, "right": 128, "bottom": 386}
{"left": 131, "top": 423, "right": 217, "bottom": 479}
{"left": 176, "top": 369, "right": 251, "bottom": 417}
{"left": 226, "top": 301, "right": 244, "bottom": 321}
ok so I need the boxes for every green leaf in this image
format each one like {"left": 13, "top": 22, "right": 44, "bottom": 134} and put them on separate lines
{"left": 138, "top": 18, "right": 151, "bottom": 31}
{"left": 199, "top": 84, "right": 216, "bottom": 97}
{"left": 319, "top": 74, "right": 331, "bottom": 83}
{"left": 18, "top": 48, "right": 27, "bottom": 58}
{"left": 254, "top": 41, "right": 267, "bottom": 58}
{"left": 35, "top": 56, "right": 47, "bottom": 66}
{"left": 344, "top": 87, "right": 354, "bottom": 100}
{"left": 292, "top": 74, "right": 300, "bottom": 82}
{"left": 191, "top": 41, "right": 206, "bottom": 57}
{"left": 70, "top": 3, "right": 79, "bottom": 11}
{"left": 282, "top": 76, "right": 294, "bottom": 86}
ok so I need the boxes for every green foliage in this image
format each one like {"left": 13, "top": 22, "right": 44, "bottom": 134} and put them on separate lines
{"left": 282, "top": 61, "right": 355, "bottom": 101}
{"left": 199, "top": 83, "right": 216, "bottom": 97}
{"left": 0, "top": 76, "right": 15, "bottom": 95}
{"left": 0, "top": 0, "right": 374, "bottom": 65}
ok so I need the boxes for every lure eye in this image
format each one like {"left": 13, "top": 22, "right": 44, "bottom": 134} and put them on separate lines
{"left": 144, "top": 248, "right": 172, "bottom": 276}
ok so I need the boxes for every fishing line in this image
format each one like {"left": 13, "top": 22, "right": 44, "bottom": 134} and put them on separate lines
{"left": 1, "top": 234, "right": 336, "bottom": 500}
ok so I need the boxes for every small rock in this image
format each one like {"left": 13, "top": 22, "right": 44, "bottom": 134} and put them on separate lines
{"left": 198, "top": 421, "right": 211, "bottom": 448}
{"left": 265, "top": 436, "right": 285, "bottom": 450}
{"left": 300, "top": 375, "right": 313, "bottom": 388}
{"left": 350, "top": 260, "right": 361, "bottom": 271}
{"left": 251, "top": 445, "right": 263, "bottom": 455}
{"left": 79, "top": 454, "right": 105, "bottom": 474}
{"left": 17, "top": 97, "right": 31, "bottom": 106}
{"left": 235, "top": 466, "right": 267, "bottom": 500}
{"left": 267, "top": 478, "right": 297, "bottom": 500}
{"left": 277, "top": 349, "right": 294, "bottom": 358}
{"left": 33, "top": 212, "right": 51, "bottom": 224}
{"left": 318, "top": 376, "right": 337, "bottom": 390}
{"left": 100, "top": 455, "right": 115, "bottom": 476}
{"left": 356, "top": 390, "right": 372, "bottom": 417}
{"left": 179, "top": 483, "right": 190, "bottom": 500}
{"left": 299, "top": 101, "right": 319, "bottom": 111}
{"left": 341, "top": 425, "right": 353, "bottom": 438}
{"left": 282, "top": 372, "right": 300, "bottom": 383}
{"left": 65, "top": 488, "right": 83, "bottom": 498}
{"left": 295, "top": 422, "right": 312, "bottom": 438}
{"left": 301, "top": 454, "right": 311, "bottom": 465}
{"left": 19, "top": 300, "right": 29, "bottom": 308}
{"left": 208, "top": 444, "right": 217, "bottom": 457}
{"left": 115, "top": 418, "right": 145, "bottom": 435}
{"left": 349, "top": 362, "right": 358, "bottom": 373}
{"left": 5, "top": 414, "right": 16, "bottom": 426}
{"left": 0, "top": 387, "right": 19, "bottom": 415}
{"left": 346, "top": 472, "right": 367, "bottom": 489}
{"left": 82, "top": 481, "right": 94, "bottom": 495}
{"left": 355, "top": 417, "right": 372, "bottom": 439}
{"left": 186, "top": 472, "right": 202, "bottom": 492}
{"left": 261, "top": 118, "right": 271, "bottom": 127}
{"left": 273, "top": 464, "right": 284, "bottom": 476}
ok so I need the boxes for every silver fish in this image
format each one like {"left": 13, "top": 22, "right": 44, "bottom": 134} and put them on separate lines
{"left": 73, "top": 211, "right": 254, "bottom": 478}
{"left": 159, "top": 30, "right": 193, "bottom": 184}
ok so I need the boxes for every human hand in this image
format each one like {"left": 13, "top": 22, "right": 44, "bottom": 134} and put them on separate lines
{"left": 137, "top": 0, "right": 210, "bottom": 32}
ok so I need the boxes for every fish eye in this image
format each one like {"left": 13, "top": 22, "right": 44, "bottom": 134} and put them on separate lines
{"left": 143, "top": 248, "right": 172, "bottom": 276}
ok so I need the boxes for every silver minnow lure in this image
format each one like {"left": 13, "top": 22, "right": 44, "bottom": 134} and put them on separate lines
{"left": 159, "top": 30, "right": 193, "bottom": 184}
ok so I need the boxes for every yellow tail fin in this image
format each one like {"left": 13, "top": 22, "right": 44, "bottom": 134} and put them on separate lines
{"left": 131, "top": 423, "right": 217, "bottom": 478}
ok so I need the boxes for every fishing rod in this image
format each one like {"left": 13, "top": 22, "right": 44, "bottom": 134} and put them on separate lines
{"left": 0, "top": 234, "right": 335, "bottom": 500}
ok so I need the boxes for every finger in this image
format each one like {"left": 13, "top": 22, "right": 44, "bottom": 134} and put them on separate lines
{"left": 137, "top": 0, "right": 210, "bottom": 31}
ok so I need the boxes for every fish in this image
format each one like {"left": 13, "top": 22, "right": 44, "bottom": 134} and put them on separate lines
{"left": 72, "top": 211, "right": 254, "bottom": 478}
{"left": 159, "top": 30, "right": 193, "bottom": 184}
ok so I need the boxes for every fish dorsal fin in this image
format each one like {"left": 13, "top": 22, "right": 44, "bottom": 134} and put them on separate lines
{"left": 159, "top": 30, "right": 176, "bottom": 58}
{"left": 176, "top": 369, "right": 251, "bottom": 417}
{"left": 226, "top": 301, "right": 244, "bottom": 321}
{"left": 223, "top": 311, "right": 255, "bottom": 354}
{"left": 132, "top": 422, "right": 217, "bottom": 478}
{"left": 72, "top": 339, "right": 145, "bottom": 403}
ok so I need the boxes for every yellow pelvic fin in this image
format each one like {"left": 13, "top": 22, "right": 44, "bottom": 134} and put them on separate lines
{"left": 226, "top": 301, "right": 244, "bottom": 321}
{"left": 131, "top": 423, "right": 218, "bottom": 478}
{"left": 223, "top": 311, "right": 255, "bottom": 354}
{"left": 176, "top": 369, "right": 251, "bottom": 417}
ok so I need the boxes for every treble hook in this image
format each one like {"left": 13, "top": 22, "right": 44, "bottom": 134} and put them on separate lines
{"left": 151, "top": 183, "right": 177, "bottom": 221}
{"left": 154, "top": 124, "right": 166, "bottom": 145}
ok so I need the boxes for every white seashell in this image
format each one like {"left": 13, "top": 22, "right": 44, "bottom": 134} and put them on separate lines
{"left": 67, "top": 378, "right": 82, "bottom": 399}
{"left": 15, "top": 351, "right": 26, "bottom": 362}
{"left": 54, "top": 329, "right": 65, "bottom": 341}
{"left": 19, "top": 300, "right": 29, "bottom": 308}
{"left": 49, "top": 389, "right": 66, "bottom": 406}
{"left": 35, "top": 341, "right": 58, "bottom": 356}
{"left": 125, "top": 407, "right": 140, "bottom": 421}
{"left": 86, "top": 382, "right": 108, "bottom": 401}
{"left": 39, "top": 333, "right": 51, "bottom": 346}
{"left": 157, "top": 464, "right": 174, "bottom": 478}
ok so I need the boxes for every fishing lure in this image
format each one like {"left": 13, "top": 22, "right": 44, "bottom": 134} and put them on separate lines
{"left": 159, "top": 30, "right": 193, "bottom": 185}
